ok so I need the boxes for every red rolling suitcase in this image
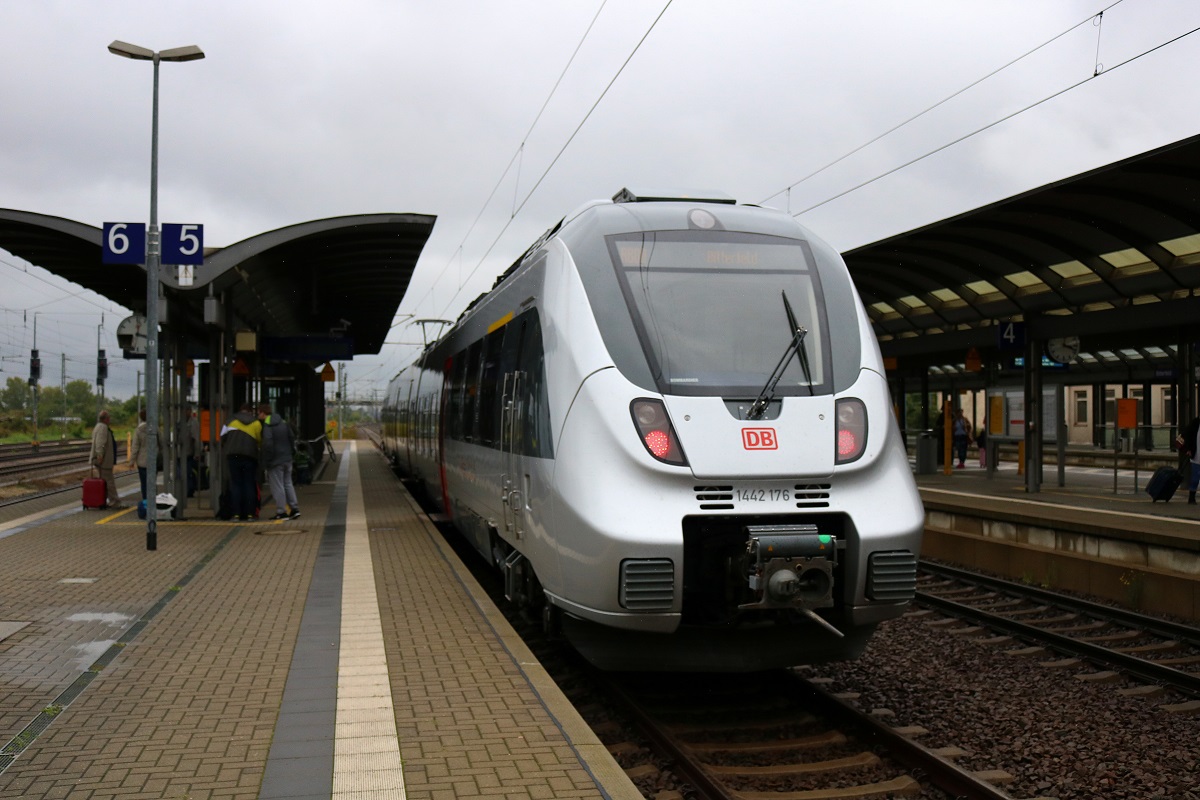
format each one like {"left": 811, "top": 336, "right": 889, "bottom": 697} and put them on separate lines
{"left": 83, "top": 469, "right": 107, "bottom": 510}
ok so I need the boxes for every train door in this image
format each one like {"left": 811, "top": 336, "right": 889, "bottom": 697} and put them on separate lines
{"left": 438, "top": 355, "right": 455, "bottom": 517}
{"left": 500, "top": 369, "right": 525, "bottom": 541}
{"left": 499, "top": 314, "right": 530, "bottom": 541}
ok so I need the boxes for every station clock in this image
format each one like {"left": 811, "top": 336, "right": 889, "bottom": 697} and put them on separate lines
{"left": 1045, "top": 335, "right": 1081, "bottom": 364}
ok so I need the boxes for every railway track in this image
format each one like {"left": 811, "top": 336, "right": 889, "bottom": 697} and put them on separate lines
{"left": 414, "top": 480, "right": 1018, "bottom": 799}
{"left": 916, "top": 561, "right": 1200, "bottom": 702}
{"left": 0, "top": 440, "right": 128, "bottom": 482}
{"left": 589, "top": 667, "right": 1016, "bottom": 800}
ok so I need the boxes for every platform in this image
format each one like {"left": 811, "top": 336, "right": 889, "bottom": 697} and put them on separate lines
{"left": 913, "top": 456, "right": 1200, "bottom": 621}
{"left": 0, "top": 441, "right": 642, "bottom": 800}
{"left": 915, "top": 455, "right": 1200, "bottom": 535}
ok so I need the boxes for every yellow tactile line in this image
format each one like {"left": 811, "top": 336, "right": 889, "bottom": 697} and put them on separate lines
{"left": 333, "top": 440, "right": 406, "bottom": 797}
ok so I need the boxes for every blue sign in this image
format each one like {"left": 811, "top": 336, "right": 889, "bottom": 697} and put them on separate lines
{"left": 162, "top": 223, "right": 204, "bottom": 265}
{"left": 1013, "top": 356, "right": 1067, "bottom": 370}
{"left": 102, "top": 222, "right": 147, "bottom": 265}
{"left": 996, "top": 321, "right": 1025, "bottom": 351}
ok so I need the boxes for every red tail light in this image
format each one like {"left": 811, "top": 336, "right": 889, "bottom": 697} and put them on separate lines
{"left": 835, "top": 398, "right": 867, "bottom": 464}
{"left": 630, "top": 399, "right": 688, "bottom": 466}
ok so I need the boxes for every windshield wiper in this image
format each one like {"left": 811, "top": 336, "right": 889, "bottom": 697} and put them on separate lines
{"left": 746, "top": 291, "right": 814, "bottom": 420}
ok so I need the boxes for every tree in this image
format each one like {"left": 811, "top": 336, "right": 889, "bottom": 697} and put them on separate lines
{"left": 0, "top": 376, "right": 30, "bottom": 413}
{"left": 64, "top": 380, "right": 99, "bottom": 422}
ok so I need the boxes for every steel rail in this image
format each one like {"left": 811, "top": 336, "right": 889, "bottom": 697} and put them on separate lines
{"left": 921, "top": 560, "right": 1200, "bottom": 646}
{"left": 595, "top": 672, "right": 731, "bottom": 800}
{"left": 790, "top": 674, "right": 1017, "bottom": 800}
{"left": 916, "top": 591, "right": 1200, "bottom": 698}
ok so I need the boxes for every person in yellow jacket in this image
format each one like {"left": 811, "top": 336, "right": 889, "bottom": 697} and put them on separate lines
{"left": 219, "top": 403, "right": 263, "bottom": 521}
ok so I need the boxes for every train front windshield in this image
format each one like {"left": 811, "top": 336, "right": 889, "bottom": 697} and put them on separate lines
{"left": 606, "top": 231, "right": 830, "bottom": 397}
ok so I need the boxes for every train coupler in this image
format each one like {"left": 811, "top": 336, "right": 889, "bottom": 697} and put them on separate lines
{"left": 740, "top": 524, "right": 838, "bottom": 613}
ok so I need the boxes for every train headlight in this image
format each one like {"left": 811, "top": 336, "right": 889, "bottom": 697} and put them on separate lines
{"left": 835, "top": 398, "right": 867, "bottom": 464}
{"left": 630, "top": 399, "right": 689, "bottom": 467}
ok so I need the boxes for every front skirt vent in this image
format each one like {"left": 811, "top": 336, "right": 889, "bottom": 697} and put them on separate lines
{"left": 867, "top": 550, "right": 918, "bottom": 601}
{"left": 695, "top": 486, "right": 733, "bottom": 510}
{"left": 619, "top": 559, "right": 675, "bottom": 611}
{"left": 794, "top": 484, "right": 831, "bottom": 508}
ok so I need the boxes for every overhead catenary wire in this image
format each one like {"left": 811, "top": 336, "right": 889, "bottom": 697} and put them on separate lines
{"left": 398, "top": 0, "right": 612, "bottom": 326}
{"left": 436, "top": 0, "right": 676, "bottom": 322}
{"left": 758, "top": 0, "right": 1129, "bottom": 208}
{"left": 791, "top": 18, "right": 1200, "bottom": 219}
{"left": 378, "top": 0, "right": 674, "bottom": 381}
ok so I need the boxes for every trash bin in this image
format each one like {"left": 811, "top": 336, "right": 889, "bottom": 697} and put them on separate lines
{"left": 916, "top": 431, "right": 937, "bottom": 475}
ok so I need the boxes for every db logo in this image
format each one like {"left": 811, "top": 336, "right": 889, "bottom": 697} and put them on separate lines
{"left": 742, "top": 428, "right": 778, "bottom": 450}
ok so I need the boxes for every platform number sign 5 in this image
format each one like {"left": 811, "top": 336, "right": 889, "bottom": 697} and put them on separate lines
{"left": 996, "top": 321, "right": 1025, "bottom": 352}
{"left": 102, "top": 222, "right": 147, "bottom": 265}
{"left": 162, "top": 223, "right": 204, "bottom": 265}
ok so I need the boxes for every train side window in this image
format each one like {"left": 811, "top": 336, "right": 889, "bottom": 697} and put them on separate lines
{"left": 519, "top": 313, "right": 554, "bottom": 458}
{"left": 477, "top": 330, "right": 505, "bottom": 447}
{"left": 462, "top": 340, "right": 483, "bottom": 443}
{"left": 446, "top": 353, "right": 468, "bottom": 441}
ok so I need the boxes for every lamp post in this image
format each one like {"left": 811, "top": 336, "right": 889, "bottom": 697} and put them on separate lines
{"left": 108, "top": 40, "right": 204, "bottom": 551}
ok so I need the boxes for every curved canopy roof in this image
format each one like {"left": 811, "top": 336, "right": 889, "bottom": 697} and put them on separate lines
{"left": 0, "top": 211, "right": 435, "bottom": 356}
{"left": 844, "top": 132, "right": 1200, "bottom": 376}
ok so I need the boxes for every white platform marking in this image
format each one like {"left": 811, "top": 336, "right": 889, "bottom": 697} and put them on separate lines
{"left": 334, "top": 441, "right": 406, "bottom": 798}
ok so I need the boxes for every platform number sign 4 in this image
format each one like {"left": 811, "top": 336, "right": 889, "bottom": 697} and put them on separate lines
{"left": 102, "top": 222, "right": 147, "bottom": 265}
{"left": 996, "top": 321, "right": 1025, "bottom": 352}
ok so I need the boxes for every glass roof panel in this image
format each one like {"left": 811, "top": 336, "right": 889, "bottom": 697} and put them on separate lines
{"left": 1101, "top": 248, "right": 1150, "bottom": 268}
{"left": 898, "top": 295, "right": 927, "bottom": 309}
{"left": 1048, "top": 260, "right": 1092, "bottom": 278}
{"left": 1161, "top": 233, "right": 1200, "bottom": 257}
{"left": 930, "top": 288, "right": 961, "bottom": 302}
{"left": 964, "top": 279, "right": 998, "bottom": 294}
{"left": 1005, "top": 271, "right": 1045, "bottom": 288}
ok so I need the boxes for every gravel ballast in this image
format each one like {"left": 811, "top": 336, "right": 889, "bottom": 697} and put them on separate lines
{"left": 807, "top": 613, "right": 1200, "bottom": 799}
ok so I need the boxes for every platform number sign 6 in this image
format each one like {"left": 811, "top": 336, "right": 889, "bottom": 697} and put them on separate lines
{"left": 996, "top": 321, "right": 1025, "bottom": 352}
{"left": 163, "top": 223, "right": 204, "bottom": 265}
{"left": 102, "top": 222, "right": 147, "bottom": 265}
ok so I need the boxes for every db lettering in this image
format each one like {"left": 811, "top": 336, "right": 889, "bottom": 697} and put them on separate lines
{"left": 742, "top": 428, "right": 778, "bottom": 450}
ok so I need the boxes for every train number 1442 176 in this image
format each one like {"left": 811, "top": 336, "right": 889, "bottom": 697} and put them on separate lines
{"left": 735, "top": 488, "right": 790, "bottom": 502}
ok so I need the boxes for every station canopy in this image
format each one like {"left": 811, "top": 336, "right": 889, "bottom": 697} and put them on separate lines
{"left": 0, "top": 212, "right": 435, "bottom": 359}
{"left": 843, "top": 132, "right": 1200, "bottom": 380}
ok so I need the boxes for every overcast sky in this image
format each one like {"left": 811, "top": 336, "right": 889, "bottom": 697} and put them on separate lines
{"left": 3, "top": 0, "right": 1200, "bottom": 404}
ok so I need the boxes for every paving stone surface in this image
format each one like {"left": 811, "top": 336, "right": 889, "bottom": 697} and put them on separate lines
{"left": 0, "top": 445, "right": 640, "bottom": 800}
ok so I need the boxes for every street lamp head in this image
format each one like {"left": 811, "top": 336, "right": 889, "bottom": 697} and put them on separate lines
{"left": 160, "top": 45, "right": 205, "bottom": 62}
{"left": 108, "top": 40, "right": 205, "bottom": 62}
{"left": 108, "top": 40, "right": 155, "bottom": 60}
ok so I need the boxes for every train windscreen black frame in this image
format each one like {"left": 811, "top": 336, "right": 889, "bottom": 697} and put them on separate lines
{"left": 606, "top": 231, "right": 832, "bottom": 398}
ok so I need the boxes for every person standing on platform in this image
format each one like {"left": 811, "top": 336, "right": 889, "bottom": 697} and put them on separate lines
{"left": 129, "top": 408, "right": 149, "bottom": 502}
{"left": 952, "top": 407, "right": 973, "bottom": 469}
{"left": 1182, "top": 416, "right": 1200, "bottom": 504}
{"left": 184, "top": 404, "right": 201, "bottom": 498}
{"left": 220, "top": 403, "right": 263, "bottom": 521}
{"left": 259, "top": 402, "right": 301, "bottom": 520}
{"left": 89, "top": 410, "right": 122, "bottom": 508}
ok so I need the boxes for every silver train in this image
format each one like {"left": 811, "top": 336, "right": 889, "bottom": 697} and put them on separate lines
{"left": 381, "top": 189, "right": 923, "bottom": 671}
